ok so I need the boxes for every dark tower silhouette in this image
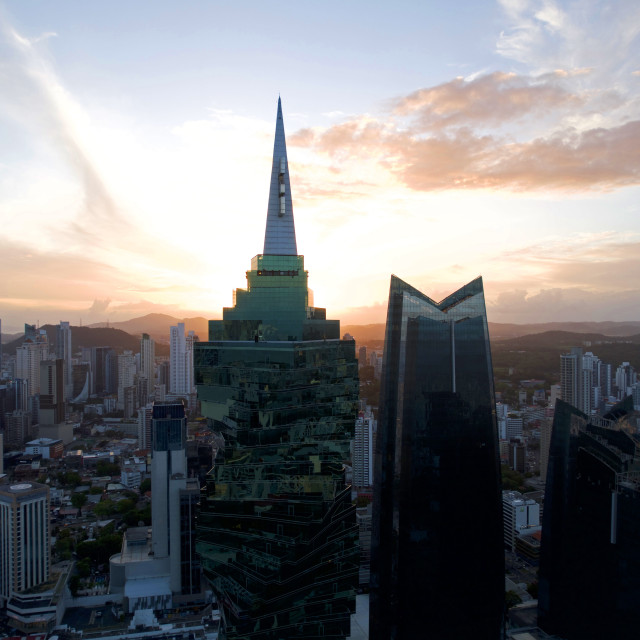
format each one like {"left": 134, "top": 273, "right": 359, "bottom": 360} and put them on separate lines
{"left": 370, "top": 275, "right": 504, "bottom": 640}
{"left": 538, "top": 397, "right": 640, "bottom": 640}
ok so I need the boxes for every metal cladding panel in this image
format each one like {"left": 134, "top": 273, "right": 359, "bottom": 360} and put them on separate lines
{"left": 263, "top": 97, "right": 297, "bottom": 256}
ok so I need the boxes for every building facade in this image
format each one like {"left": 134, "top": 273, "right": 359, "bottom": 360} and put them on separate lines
{"left": 150, "top": 402, "right": 200, "bottom": 597}
{"left": 0, "top": 482, "right": 50, "bottom": 602}
{"left": 39, "top": 359, "right": 65, "bottom": 425}
{"left": 170, "top": 323, "right": 196, "bottom": 396}
{"left": 370, "top": 275, "right": 503, "bottom": 640}
{"left": 56, "top": 321, "right": 73, "bottom": 400}
{"left": 194, "top": 98, "right": 359, "bottom": 639}
{"left": 538, "top": 398, "right": 640, "bottom": 639}
{"left": 16, "top": 328, "right": 50, "bottom": 397}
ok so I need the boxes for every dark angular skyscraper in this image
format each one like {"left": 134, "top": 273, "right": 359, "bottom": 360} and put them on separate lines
{"left": 538, "top": 397, "right": 640, "bottom": 640}
{"left": 370, "top": 275, "right": 504, "bottom": 640}
{"left": 194, "top": 99, "right": 359, "bottom": 639}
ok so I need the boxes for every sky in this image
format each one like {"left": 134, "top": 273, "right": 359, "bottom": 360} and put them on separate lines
{"left": 1, "top": 0, "right": 639, "bottom": 333}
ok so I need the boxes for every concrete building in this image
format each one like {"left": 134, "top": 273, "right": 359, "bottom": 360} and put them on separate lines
{"left": 118, "top": 351, "right": 136, "bottom": 411}
{"left": 560, "top": 347, "right": 583, "bottom": 411}
{"left": 0, "top": 481, "right": 50, "bottom": 602}
{"left": 25, "top": 438, "right": 64, "bottom": 459}
{"left": 138, "top": 404, "right": 153, "bottom": 450}
{"left": 539, "top": 418, "right": 553, "bottom": 481}
{"left": 139, "top": 333, "right": 155, "bottom": 404}
{"left": 503, "top": 491, "right": 541, "bottom": 551}
{"left": 110, "top": 402, "right": 201, "bottom": 612}
{"left": 353, "top": 413, "right": 374, "bottom": 488}
{"left": 5, "top": 410, "right": 32, "bottom": 448}
{"left": 39, "top": 359, "right": 65, "bottom": 425}
{"left": 169, "top": 324, "right": 197, "bottom": 396}
{"left": 16, "top": 328, "right": 50, "bottom": 396}
{"left": 56, "top": 321, "right": 73, "bottom": 400}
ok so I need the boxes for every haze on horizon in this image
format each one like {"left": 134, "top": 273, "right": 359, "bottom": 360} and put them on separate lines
{"left": 1, "top": 0, "right": 640, "bottom": 334}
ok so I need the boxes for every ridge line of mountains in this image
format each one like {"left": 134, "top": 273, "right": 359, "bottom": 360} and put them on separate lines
{"left": 2, "top": 313, "right": 640, "bottom": 358}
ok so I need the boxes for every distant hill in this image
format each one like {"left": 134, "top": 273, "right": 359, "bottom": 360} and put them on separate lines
{"left": 488, "top": 321, "right": 640, "bottom": 340}
{"left": 342, "top": 324, "right": 386, "bottom": 343}
{"left": 344, "top": 321, "right": 640, "bottom": 344}
{"left": 88, "top": 313, "right": 210, "bottom": 341}
{"left": 2, "top": 325, "right": 170, "bottom": 357}
{"left": 491, "top": 330, "right": 640, "bottom": 382}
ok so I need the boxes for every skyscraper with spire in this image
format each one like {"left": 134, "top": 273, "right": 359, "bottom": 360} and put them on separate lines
{"left": 195, "top": 98, "right": 359, "bottom": 639}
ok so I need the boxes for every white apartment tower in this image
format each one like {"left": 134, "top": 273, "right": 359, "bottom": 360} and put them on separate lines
{"left": 16, "top": 332, "right": 50, "bottom": 397}
{"left": 353, "top": 414, "right": 374, "bottom": 487}
{"left": 0, "top": 482, "right": 50, "bottom": 602}
{"left": 170, "top": 323, "right": 196, "bottom": 395}
{"left": 117, "top": 350, "right": 137, "bottom": 411}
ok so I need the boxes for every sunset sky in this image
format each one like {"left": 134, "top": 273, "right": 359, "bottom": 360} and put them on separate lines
{"left": 1, "top": 0, "right": 639, "bottom": 333}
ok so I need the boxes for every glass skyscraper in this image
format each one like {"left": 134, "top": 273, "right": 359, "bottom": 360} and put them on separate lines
{"left": 539, "top": 397, "right": 640, "bottom": 640}
{"left": 370, "top": 275, "right": 504, "bottom": 640}
{"left": 194, "top": 99, "right": 359, "bottom": 639}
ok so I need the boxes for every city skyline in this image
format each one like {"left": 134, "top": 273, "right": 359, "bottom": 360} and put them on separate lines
{"left": 1, "top": 0, "right": 640, "bottom": 332}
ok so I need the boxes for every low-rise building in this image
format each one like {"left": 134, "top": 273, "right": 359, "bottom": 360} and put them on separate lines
{"left": 25, "top": 438, "right": 64, "bottom": 459}
{"left": 503, "top": 491, "right": 541, "bottom": 552}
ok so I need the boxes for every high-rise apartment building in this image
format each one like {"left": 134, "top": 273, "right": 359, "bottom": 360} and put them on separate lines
{"left": 353, "top": 413, "right": 374, "bottom": 488}
{"left": 560, "top": 347, "right": 583, "bottom": 410}
{"left": 370, "top": 276, "right": 503, "bottom": 640}
{"left": 150, "top": 402, "right": 200, "bottom": 596}
{"left": 139, "top": 333, "right": 155, "bottom": 404}
{"left": 539, "top": 398, "right": 640, "bottom": 639}
{"left": 5, "top": 411, "right": 32, "bottom": 448}
{"left": 56, "top": 321, "right": 73, "bottom": 400}
{"left": 16, "top": 327, "right": 49, "bottom": 397}
{"left": 170, "top": 323, "right": 196, "bottom": 396}
{"left": 83, "top": 346, "right": 117, "bottom": 395}
{"left": 117, "top": 350, "right": 136, "bottom": 411}
{"left": 195, "top": 98, "right": 359, "bottom": 639}
{"left": 615, "top": 361, "right": 637, "bottom": 400}
{"left": 39, "top": 359, "right": 65, "bottom": 425}
{"left": 0, "top": 482, "right": 50, "bottom": 602}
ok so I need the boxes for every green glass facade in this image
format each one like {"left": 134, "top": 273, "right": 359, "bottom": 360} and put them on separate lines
{"left": 194, "top": 100, "right": 358, "bottom": 639}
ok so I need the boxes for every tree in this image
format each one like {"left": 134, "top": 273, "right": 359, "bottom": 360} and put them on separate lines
{"left": 71, "top": 493, "right": 88, "bottom": 515}
{"left": 93, "top": 499, "right": 116, "bottom": 517}
{"left": 526, "top": 581, "right": 539, "bottom": 599}
{"left": 60, "top": 472, "right": 82, "bottom": 488}
{"left": 139, "top": 478, "right": 151, "bottom": 494}
{"left": 69, "top": 575, "right": 80, "bottom": 597}
{"left": 76, "top": 558, "right": 91, "bottom": 578}
{"left": 505, "top": 590, "right": 522, "bottom": 609}
{"left": 96, "top": 461, "right": 121, "bottom": 477}
{"left": 116, "top": 498, "right": 136, "bottom": 514}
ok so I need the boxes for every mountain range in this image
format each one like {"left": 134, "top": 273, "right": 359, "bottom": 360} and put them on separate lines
{"left": 2, "top": 314, "right": 640, "bottom": 362}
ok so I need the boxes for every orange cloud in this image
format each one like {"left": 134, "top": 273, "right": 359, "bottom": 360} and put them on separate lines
{"left": 290, "top": 70, "right": 640, "bottom": 193}
{"left": 394, "top": 71, "right": 582, "bottom": 129}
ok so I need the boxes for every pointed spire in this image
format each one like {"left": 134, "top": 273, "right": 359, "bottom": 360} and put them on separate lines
{"left": 263, "top": 97, "right": 298, "bottom": 255}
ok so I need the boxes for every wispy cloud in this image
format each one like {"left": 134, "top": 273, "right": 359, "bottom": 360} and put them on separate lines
{"left": 0, "top": 17, "right": 127, "bottom": 243}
